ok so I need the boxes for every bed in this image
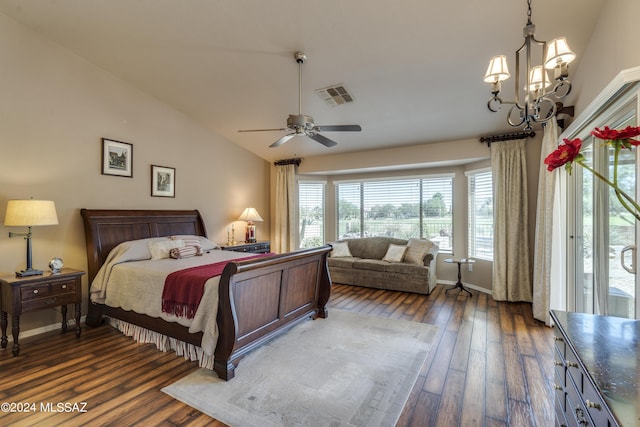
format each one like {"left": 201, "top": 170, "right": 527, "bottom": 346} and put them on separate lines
{"left": 80, "top": 209, "right": 332, "bottom": 380}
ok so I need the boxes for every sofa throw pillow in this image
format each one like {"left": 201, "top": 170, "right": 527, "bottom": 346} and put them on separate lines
{"left": 404, "top": 238, "right": 434, "bottom": 265}
{"left": 382, "top": 244, "right": 407, "bottom": 263}
{"left": 330, "top": 242, "right": 352, "bottom": 258}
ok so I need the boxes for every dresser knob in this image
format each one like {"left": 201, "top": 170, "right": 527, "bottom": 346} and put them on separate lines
{"left": 566, "top": 361, "right": 578, "bottom": 368}
{"left": 554, "top": 336, "right": 564, "bottom": 342}
{"left": 33, "top": 289, "right": 39, "bottom": 294}
{"left": 586, "top": 399, "right": 602, "bottom": 410}
{"left": 554, "top": 384, "right": 563, "bottom": 390}
{"left": 61, "top": 284, "right": 67, "bottom": 289}
{"left": 554, "top": 361, "right": 564, "bottom": 366}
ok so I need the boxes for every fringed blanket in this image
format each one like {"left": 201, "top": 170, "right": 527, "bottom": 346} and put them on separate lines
{"left": 161, "top": 254, "right": 268, "bottom": 318}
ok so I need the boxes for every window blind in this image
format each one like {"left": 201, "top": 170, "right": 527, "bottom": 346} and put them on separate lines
{"left": 298, "top": 182, "right": 325, "bottom": 248}
{"left": 468, "top": 170, "right": 493, "bottom": 260}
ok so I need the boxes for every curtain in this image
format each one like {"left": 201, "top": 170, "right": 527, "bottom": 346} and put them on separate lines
{"left": 273, "top": 163, "right": 296, "bottom": 253}
{"left": 492, "top": 139, "right": 532, "bottom": 302}
{"left": 532, "top": 118, "right": 559, "bottom": 324}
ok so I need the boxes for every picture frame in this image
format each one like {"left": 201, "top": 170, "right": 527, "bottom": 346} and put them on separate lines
{"left": 101, "top": 138, "right": 133, "bottom": 177}
{"left": 151, "top": 165, "right": 175, "bottom": 198}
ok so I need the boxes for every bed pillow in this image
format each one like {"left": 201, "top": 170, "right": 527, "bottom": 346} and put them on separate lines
{"left": 170, "top": 245, "right": 202, "bottom": 259}
{"left": 149, "top": 239, "right": 185, "bottom": 260}
{"left": 404, "top": 238, "right": 434, "bottom": 265}
{"left": 330, "top": 242, "right": 352, "bottom": 258}
{"left": 382, "top": 244, "right": 407, "bottom": 263}
{"left": 171, "top": 235, "right": 219, "bottom": 251}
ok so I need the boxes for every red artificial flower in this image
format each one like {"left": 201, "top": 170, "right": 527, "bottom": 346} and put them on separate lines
{"left": 592, "top": 125, "right": 640, "bottom": 146}
{"left": 544, "top": 138, "right": 582, "bottom": 171}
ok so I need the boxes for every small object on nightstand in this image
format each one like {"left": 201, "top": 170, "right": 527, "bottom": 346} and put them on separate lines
{"left": 0, "top": 268, "right": 84, "bottom": 356}
{"left": 49, "top": 257, "right": 63, "bottom": 273}
{"left": 220, "top": 241, "right": 271, "bottom": 254}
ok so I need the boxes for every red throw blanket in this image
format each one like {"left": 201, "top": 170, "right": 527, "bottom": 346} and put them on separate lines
{"left": 161, "top": 254, "right": 269, "bottom": 319}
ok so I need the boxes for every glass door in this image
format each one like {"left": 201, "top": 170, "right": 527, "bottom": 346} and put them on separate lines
{"left": 573, "top": 101, "right": 638, "bottom": 318}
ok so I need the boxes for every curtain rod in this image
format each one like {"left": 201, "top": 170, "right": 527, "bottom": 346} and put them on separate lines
{"left": 274, "top": 158, "right": 302, "bottom": 166}
{"left": 479, "top": 131, "right": 536, "bottom": 146}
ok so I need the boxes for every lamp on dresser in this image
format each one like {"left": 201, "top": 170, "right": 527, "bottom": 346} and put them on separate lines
{"left": 238, "top": 207, "right": 263, "bottom": 243}
{"left": 4, "top": 199, "right": 58, "bottom": 277}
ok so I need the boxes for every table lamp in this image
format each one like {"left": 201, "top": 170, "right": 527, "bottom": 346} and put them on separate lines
{"left": 238, "top": 207, "right": 263, "bottom": 243}
{"left": 4, "top": 199, "right": 59, "bottom": 277}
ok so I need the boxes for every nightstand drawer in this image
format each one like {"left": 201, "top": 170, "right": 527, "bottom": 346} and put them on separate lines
{"left": 22, "top": 292, "right": 78, "bottom": 312}
{"left": 52, "top": 280, "right": 76, "bottom": 294}
{"left": 21, "top": 283, "right": 52, "bottom": 300}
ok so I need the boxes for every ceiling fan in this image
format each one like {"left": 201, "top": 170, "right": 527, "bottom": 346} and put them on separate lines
{"left": 238, "top": 52, "right": 362, "bottom": 148}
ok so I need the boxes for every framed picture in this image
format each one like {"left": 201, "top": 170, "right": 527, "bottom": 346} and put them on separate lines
{"left": 151, "top": 165, "right": 175, "bottom": 197}
{"left": 102, "top": 138, "right": 133, "bottom": 177}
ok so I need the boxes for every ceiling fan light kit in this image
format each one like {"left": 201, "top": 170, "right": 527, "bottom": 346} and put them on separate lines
{"left": 238, "top": 52, "right": 362, "bottom": 148}
{"left": 484, "top": 0, "right": 576, "bottom": 131}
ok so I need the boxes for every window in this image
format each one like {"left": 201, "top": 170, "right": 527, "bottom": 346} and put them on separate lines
{"left": 298, "top": 181, "right": 325, "bottom": 248}
{"left": 336, "top": 175, "right": 453, "bottom": 251}
{"left": 467, "top": 169, "right": 493, "bottom": 260}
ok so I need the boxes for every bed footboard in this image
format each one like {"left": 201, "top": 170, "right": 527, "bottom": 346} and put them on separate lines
{"left": 214, "top": 245, "right": 332, "bottom": 380}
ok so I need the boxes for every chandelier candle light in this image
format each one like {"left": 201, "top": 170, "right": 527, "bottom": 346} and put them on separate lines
{"left": 484, "top": 0, "right": 576, "bottom": 130}
{"left": 4, "top": 199, "right": 59, "bottom": 277}
{"left": 545, "top": 126, "right": 640, "bottom": 221}
{"left": 238, "top": 207, "right": 263, "bottom": 243}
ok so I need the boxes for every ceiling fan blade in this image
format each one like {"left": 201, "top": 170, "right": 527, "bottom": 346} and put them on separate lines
{"left": 269, "top": 133, "right": 295, "bottom": 148}
{"left": 238, "top": 128, "right": 288, "bottom": 133}
{"left": 315, "top": 124, "right": 362, "bottom": 132}
{"left": 308, "top": 133, "right": 338, "bottom": 147}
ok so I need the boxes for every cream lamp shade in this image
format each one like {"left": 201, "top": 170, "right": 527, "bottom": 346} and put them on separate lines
{"left": 4, "top": 199, "right": 58, "bottom": 277}
{"left": 544, "top": 37, "right": 576, "bottom": 69}
{"left": 4, "top": 199, "right": 59, "bottom": 226}
{"left": 483, "top": 55, "right": 511, "bottom": 83}
{"left": 238, "top": 207, "right": 263, "bottom": 243}
{"left": 238, "top": 207, "right": 263, "bottom": 223}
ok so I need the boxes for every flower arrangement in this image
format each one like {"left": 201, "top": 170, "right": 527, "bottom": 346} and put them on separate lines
{"left": 544, "top": 125, "right": 640, "bottom": 221}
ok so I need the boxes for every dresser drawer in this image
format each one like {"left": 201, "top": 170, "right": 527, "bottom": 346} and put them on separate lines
{"left": 582, "top": 377, "right": 611, "bottom": 427}
{"left": 554, "top": 329, "right": 566, "bottom": 358}
{"left": 555, "top": 393, "right": 569, "bottom": 427}
{"left": 554, "top": 368, "right": 566, "bottom": 413}
{"left": 565, "top": 346, "right": 583, "bottom": 392}
{"left": 566, "top": 374, "right": 593, "bottom": 427}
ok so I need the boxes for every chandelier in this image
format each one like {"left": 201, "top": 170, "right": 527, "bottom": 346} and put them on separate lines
{"left": 484, "top": 0, "right": 576, "bottom": 130}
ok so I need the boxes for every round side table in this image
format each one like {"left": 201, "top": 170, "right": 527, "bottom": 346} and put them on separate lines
{"left": 444, "top": 258, "right": 475, "bottom": 297}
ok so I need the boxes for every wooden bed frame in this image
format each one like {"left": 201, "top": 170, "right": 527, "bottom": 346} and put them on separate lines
{"left": 80, "top": 209, "right": 332, "bottom": 380}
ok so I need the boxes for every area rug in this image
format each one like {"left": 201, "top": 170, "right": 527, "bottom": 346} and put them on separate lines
{"left": 162, "top": 309, "right": 438, "bottom": 427}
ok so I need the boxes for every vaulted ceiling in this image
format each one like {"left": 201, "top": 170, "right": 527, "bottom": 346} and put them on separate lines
{"left": 0, "top": 0, "right": 604, "bottom": 162}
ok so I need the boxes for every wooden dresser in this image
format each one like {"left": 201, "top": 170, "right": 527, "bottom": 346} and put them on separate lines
{"left": 551, "top": 310, "right": 638, "bottom": 427}
{"left": 220, "top": 241, "right": 270, "bottom": 254}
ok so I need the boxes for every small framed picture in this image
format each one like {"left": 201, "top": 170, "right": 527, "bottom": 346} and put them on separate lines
{"left": 151, "top": 165, "right": 175, "bottom": 198}
{"left": 102, "top": 138, "right": 133, "bottom": 177}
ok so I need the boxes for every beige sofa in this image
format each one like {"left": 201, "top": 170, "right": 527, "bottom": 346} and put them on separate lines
{"left": 328, "top": 237, "right": 438, "bottom": 295}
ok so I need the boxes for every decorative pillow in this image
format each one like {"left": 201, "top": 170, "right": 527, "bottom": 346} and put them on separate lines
{"left": 382, "top": 244, "right": 407, "bottom": 263}
{"left": 171, "top": 235, "right": 219, "bottom": 251}
{"left": 330, "top": 242, "right": 352, "bottom": 258}
{"left": 404, "top": 238, "right": 434, "bottom": 265}
{"left": 170, "top": 245, "right": 203, "bottom": 259}
{"left": 149, "top": 239, "right": 185, "bottom": 260}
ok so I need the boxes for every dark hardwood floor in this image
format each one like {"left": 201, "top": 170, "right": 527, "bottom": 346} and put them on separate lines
{"left": 0, "top": 284, "right": 554, "bottom": 426}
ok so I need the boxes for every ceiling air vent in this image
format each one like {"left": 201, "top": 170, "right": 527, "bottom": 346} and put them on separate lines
{"left": 315, "top": 84, "right": 354, "bottom": 107}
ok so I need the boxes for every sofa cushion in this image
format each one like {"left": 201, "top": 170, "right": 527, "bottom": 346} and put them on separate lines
{"left": 353, "top": 259, "right": 388, "bottom": 272}
{"left": 385, "top": 262, "right": 429, "bottom": 276}
{"left": 330, "top": 241, "right": 352, "bottom": 257}
{"left": 346, "top": 237, "right": 409, "bottom": 260}
{"left": 382, "top": 244, "right": 407, "bottom": 262}
{"left": 404, "top": 238, "right": 435, "bottom": 265}
{"left": 327, "top": 257, "right": 359, "bottom": 268}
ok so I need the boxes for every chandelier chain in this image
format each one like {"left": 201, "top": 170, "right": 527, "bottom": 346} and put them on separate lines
{"left": 527, "top": 0, "right": 532, "bottom": 24}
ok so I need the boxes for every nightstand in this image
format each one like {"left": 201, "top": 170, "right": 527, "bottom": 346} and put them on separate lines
{"left": 220, "top": 241, "right": 271, "bottom": 254}
{"left": 0, "top": 268, "right": 84, "bottom": 356}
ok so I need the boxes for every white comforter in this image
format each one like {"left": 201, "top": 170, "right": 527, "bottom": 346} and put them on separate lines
{"left": 90, "top": 238, "right": 252, "bottom": 356}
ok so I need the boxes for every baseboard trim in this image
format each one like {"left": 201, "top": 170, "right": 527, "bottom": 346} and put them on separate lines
{"left": 7, "top": 316, "right": 87, "bottom": 342}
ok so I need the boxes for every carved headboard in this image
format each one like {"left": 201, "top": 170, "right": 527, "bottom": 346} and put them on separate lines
{"left": 80, "top": 209, "right": 207, "bottom": 282}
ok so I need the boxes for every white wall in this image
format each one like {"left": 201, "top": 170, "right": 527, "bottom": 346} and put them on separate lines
{"left": 0, "top": 13, "right": 270, "bottom": 333}
{"left": 570, "top": 0, "right": 640, "bottom": 115}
